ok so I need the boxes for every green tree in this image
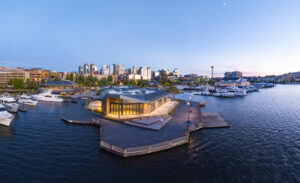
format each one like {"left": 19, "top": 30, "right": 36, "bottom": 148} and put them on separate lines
{"left": 137, "top": 80, "right": 147, "bottom": 88}
{"left": 123, "top": 80, "right": 129, "bottom": 85}
{"left": 128, "top": 80, "right": 137, "bottom": 86}
{"left": 85, "top": 75, "right": 94, "bottom": 86}
{"left": 167, "top": 86, "right": 180, "bottom": 94}
{"left": 107, "top": 75, "right": 113, "bottom": 85}
{"left": 10, "top": 78, "right": 24, "bottom": 89}
{"left": 76, "top": 74, "right": 85, "bottom": 85}
{"left": 207, "top": 79, "right": 215, "bottom": 85}
{"left": 99, "top": 77, "right": 107, "bottom": 87}
{"left": 66, "top": 74, "right": 70, "bottom": 80}
{"left": 70, "top": 73, "right": 74, "bottom": 81}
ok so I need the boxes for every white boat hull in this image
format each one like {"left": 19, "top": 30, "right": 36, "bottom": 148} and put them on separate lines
{"left": 18, "top": 99, "right": 38, "bottom": 106}
{"left": 34, "top": 96, "right": 63, "bottom": 102}
{"left": 0, "top": 117, "right": 13, "bottom": 126}
{"left": 5, "top": 104, "right": 19, "bottom": 113}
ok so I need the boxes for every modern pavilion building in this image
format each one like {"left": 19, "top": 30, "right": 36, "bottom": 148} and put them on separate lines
{"left": 97, "top": 87, "right": 168, "bottom": 117}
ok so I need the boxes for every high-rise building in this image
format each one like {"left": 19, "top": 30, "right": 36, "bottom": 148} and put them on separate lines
{"left": 115, "top": 64, "right": 124, "bottom": 75}
{"left": 133, "top": 66, "right": 138, "bottom": 74}
{"left": 102, "top": 65, "right": 109, "bottom": 75}
{"left": 139, "top": 67, "right": 151, "bottom": 80}
{"left": 78, "top": 66, "right": 83, "bottom": 74}
{"left": 84, "top": 64, "right": 89, "bottom": 74}
{"left": 109, "top": 65, "right": 114, "bottom": 75}
{"left": 90, "top": 64, "right": 97, "bottom": 74}
{"left": 147, "top": 67, "right": 152, "bottom": 81}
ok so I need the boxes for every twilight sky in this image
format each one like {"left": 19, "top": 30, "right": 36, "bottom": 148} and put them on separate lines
{"left": 1, "top": 0, "right": 300, "bottom": 76}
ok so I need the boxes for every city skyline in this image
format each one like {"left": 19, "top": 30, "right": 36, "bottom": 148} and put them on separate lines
{"left": 1, "top": 0, "right": 300, "bottom": 76}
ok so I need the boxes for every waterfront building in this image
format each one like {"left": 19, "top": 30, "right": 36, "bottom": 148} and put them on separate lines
{"left": 216, "top": 71, "right": 250, "bottom": 87}
{"left": 97, "top": 87, "right": 168, "bottom": 117}
{"left": 0, "top": 67, "right": 51, "bottom": 85}
{"left": 0, "top": 68, "right": 26, "bottom": 85}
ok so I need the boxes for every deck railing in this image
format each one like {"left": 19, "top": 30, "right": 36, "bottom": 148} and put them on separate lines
{"left": 100, "top": 134, "right": 189, "bottom": 157}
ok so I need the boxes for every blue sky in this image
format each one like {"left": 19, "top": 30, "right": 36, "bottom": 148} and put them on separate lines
{"left": 0, "top": 0, "right": 300, "bottom": 76}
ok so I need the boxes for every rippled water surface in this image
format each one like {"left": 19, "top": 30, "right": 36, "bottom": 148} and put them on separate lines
{"left": 1, "top": 85, "right": 300, "bottom": 182}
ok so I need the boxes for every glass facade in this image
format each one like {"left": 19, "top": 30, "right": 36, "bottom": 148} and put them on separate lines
{"left": 109, "top": 99, "right": 144, "bottom": 115}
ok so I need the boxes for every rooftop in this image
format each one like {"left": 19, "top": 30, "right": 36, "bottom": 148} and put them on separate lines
{"left": 103, "top": 88, "right": 168, "bottom": 103}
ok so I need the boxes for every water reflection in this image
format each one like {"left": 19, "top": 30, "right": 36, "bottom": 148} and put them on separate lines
{"left": 0, "top": 125, "right": 13, "bottom": 137}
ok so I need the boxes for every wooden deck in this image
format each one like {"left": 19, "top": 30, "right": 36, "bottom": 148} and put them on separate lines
{"left": 62, "top": 100, "right": 230, "bottom": 158}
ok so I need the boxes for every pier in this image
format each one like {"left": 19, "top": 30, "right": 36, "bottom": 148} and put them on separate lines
{"left": 61, "top": 100, "right": 230, "bottom": 157}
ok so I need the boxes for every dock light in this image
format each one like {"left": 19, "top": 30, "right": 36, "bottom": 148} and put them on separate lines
{"left": 187, "top": 102, "right": 190, "bottom": 123}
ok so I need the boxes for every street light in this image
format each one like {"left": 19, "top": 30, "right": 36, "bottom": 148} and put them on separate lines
{"left": 189, "top": 95, "right": 192, "bottom": 113}
{"left": 187, "top": 101, "right": 190, "bottom": 123}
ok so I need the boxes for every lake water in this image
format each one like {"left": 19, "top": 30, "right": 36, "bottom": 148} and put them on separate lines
{"left": 1, "top": 85, "right": 300, "bottom": 182}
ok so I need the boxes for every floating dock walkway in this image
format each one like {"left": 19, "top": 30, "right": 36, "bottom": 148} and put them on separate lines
{"left": 62, "top": 100, "right": 229, "bottom": 157}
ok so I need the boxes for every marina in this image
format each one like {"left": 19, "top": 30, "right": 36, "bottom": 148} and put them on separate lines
{"left": 1, "top": 85, "right": 300, "bottom": 182}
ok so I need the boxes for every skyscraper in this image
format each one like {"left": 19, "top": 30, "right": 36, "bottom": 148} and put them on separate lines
{"left": 84, "top": 64, "right": 89, "bottom": 74}
{"left": 78, "top": 66, "right": 83, "bottom": 74}
{"left": 115, "top": 64, "right": 124, "bottom": 75}
{"left": 109, "top": 65, "right": 114, "bottom": 75}
{"left": 90, "top": 64, "right": 97, "bottom": 74}
{"left": 139, "top": 67, "right": 151, "bottom": 80}
{"left": 133, "top": 66, "right": 138, "bottom": 74}
{"left": 102, "top": 65, "right": 109, "bottom": 75}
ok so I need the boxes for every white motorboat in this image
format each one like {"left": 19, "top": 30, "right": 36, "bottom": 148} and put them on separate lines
{"left": 18, "top": 94, "right": 38, "bottom": 106}
{"left": 227, "top": 86, "right": 248, "bottom": 96}
{"left": 193, "top": 92, "right": 202, "bottom": 95}
{"left": 32, "top": 90, "right": 63, "bottom": 102}
{"left": 0, "top": 104, "right": 15, "bottom": 126}
{"left": 213, "top": 89, "right": 235, "bottom": 98}
{"left": 201, "top": 90, "right": 211, "bottom": 96}
{"left": 233, "top": 89, "right": 247, "bottom": 96}
{"left": 0, "top": 93, "right": 19, "bottom": 113}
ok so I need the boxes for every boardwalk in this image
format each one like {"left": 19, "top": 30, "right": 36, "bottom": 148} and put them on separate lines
{"left": 61, "top": 100, "right": 229, "bottom": 157}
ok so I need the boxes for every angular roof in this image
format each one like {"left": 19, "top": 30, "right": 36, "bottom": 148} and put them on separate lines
{"left": 105, "top": 88, "right": 168, "bottom": 103}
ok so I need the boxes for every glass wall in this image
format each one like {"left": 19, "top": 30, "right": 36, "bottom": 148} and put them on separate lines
{"left": 109, "top": 99, "right": 144, "bottom": 115}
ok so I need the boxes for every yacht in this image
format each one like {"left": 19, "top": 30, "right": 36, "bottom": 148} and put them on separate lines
{"left": 0, "top": 93, "right": 19, "bottom": 113}
{"left": 193, "top": 92, "right": 202, "bottom": 95}
{"left": 18, "top": 94, "right": 38, "bottom": 106}
{"left": 213, "top": 89, "right": 235, "bottom": 98}
{"left": 0, "top": 104, "right": 15, "bottom": 126}
{"left": 32, "top": 90, "right": 63, "bottom": 102}
{"left": 227, "top": 86, "right": 248, "bottom": 96}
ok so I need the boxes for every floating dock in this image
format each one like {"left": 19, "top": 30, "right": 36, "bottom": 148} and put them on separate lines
{"left": 62, "top": 100, "right": 229, "bottom": 157}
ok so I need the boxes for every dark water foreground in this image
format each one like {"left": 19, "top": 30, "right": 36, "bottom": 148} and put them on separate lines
{"left": 1, "top": 85, "right": 300, "bottom": 182}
